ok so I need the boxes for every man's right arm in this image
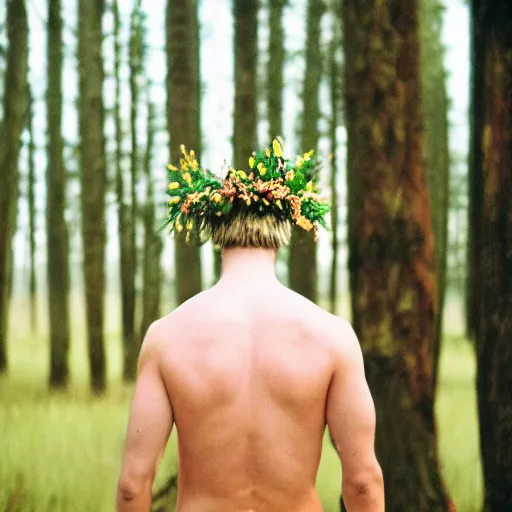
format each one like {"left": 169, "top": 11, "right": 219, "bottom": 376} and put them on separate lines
{"left": 326, "top": 319, "right": 385, "bottom": 512}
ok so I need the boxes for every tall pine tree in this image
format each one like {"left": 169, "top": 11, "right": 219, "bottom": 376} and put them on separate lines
{"left": 47, "top": 0, "right": 71, "bottom": 388}
{"left": 470, "top": 1, "right": 512, "bottom": 509}
{"left": 0, "top": 0, "right": 29, "bottom": 373}
{"left": 78, "top": 0, "right": 107, "bottom": 393}
{"left": 166, "top": 0, "right": 203, "bottom": 304}
{"left": 420, "top": 0, "right": 451, "bottom": 388}
{"left": 342, "top": 0, "right": 452, "bottom": 508}
{"left": 288, "top": 0, "right": 324, "bottom": 303}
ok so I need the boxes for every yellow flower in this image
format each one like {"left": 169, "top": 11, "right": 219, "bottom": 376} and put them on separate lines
{"left": 262, "top": 198, "right": 270, "bottom": 206}
{"left": 211, "top": 192, "right": 222, "bottom": 203}
{"left": 237, "top": 170, "right": 248, "bottom": 180}
{"left": 249, "top": 156, "right": 255, "bottom": 168}
{"left": 266, "top": 149, "right": 271, "bottom": 158}
{"left": 276, "top": 199, "right": 283, "bottom": 210}
{"left": 216, "top": 211, "right": 223, "bottom": 217}
{"left": 296, "top": 157, "right": 303, "bottom": 169}
{"left": 176, "top": 222, "right": 183, "bottom": 233}
{"left": 257, "top": 162, "right": 267, "bottom": 176}
{"left": 272, "top": 139, "right": 283, "bottom": 158}
{"left": 168, "top": 164, "right": 178, "bottom": 171}
{"left": 304, "top": 149, "right": 315, "bottom": 161}
{"left": 169, "top": 182, "right": 180, "bottom": 190}
{"left": 186, "top": 220, "right": 194, "bottom": 230}
{"left": 169, "top": 196, "right": 180, "bottom": 204}
{"left": 186, "top": 231, "right": 191, "bottom": 244}
{"left": 296, "top": 216, "right": 313, "bottom": 231}
{"left": 306, "top": 181, "right": 314, "bottom": 192}
{"left": 245, "top": 198, "right": 251, "bottom": 206}
{"left": 183, "top": 173, "right": 192, "bottom": 185}
{"left": 180, "top": 144, "right": 186, "bottom": 155}
{"left": 285, "top": 170, "right": 295, "bottom": 181}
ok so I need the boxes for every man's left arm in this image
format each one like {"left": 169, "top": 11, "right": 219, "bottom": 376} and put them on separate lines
{"left": 117, "top": 324, "right": 174, "bottom": 512}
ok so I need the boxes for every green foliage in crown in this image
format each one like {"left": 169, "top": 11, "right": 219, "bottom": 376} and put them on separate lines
{"left": 163, "top": 139, "right": 330, "bottom": 244}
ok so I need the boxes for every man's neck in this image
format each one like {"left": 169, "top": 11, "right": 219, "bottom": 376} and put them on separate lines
{"left": 219, "top": 247, "right": 278, "bottom": 286}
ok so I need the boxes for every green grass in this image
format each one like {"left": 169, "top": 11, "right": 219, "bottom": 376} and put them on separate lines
{"left": 0, "top": 296, "right": 481, "bottom": 511}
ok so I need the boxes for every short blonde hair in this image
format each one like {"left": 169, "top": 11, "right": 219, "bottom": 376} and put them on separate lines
{"left": 208, "top": 214, "right": 291, "bottom": 249}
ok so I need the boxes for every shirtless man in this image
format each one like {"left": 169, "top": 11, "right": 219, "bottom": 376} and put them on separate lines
{"left": 117, "top": 144, "right": 384, "bottom": 511}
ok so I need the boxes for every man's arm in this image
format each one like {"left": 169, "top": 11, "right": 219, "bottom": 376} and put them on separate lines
{"left": 326, "top": 320, "right": 385, "bottom": 512}
{"left": 117, "top": 323, "right": 174, "bottom": 512}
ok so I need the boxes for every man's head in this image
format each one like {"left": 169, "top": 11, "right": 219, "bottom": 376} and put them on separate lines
{"left": 164, "top": 139, "right": 329, "bottom": 248}
{"left": 210, "top": 214, "right": 291, "bottom": 250}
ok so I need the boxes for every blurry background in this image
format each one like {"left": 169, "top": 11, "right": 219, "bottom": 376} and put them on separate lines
{"left": 0, "top": 0, "right": 510, "bottom": 510}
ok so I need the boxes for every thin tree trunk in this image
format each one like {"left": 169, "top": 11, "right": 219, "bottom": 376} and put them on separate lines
{"left": 329, "top": 13, "right": 341, "bottom": 316}
{"left": 121, "top": 0, "right": 143, "bottom": 380}
{"left": 267, "top": 0, "right": 285, "bottom": 139}
{"left": 342, "top": 0, "right": 452, "bottom": 509}
{"left": 27, "top": 87, "right": 37, "bottom": 333}
{"left": 113, "top": 0, "right": 135, "bottom": 382}
{"left": 166, "top": 0, "right": 202, "bottom": 305}
{"left": 47, "top": 0, "right": 70, "bottom": 389}
{"left": 78, "top": 0, "right": 107, "bottom": 393}
{"left": 0, "top": 0, "right": 29, "bottom": 374}
{"left": 419, "top": 0, "right": 451, "bottom": 390}
{"left": 288, "top": 0, "right": 324, "bottom": 303}
{"left": 140, "top": 99, "right": 162, "bottom": 340}
{"left": 472, "top": 1, "right": 512, "bottom": 509}
{"left": 466, "top": 0, "right": 486, "bottom": 342}
{"left": 233, "top": 0, "right": 258, "bottom": 170}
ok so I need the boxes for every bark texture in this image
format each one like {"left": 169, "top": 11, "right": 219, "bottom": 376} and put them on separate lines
{"left": 471, "top": 1, "right": 512, "bottom": 509}
{"left": 267, "top": 0, "right": 285, "bottom": 139}
{"left": 233, "top": 0, "right": 258, "bottom": 170}
{"left": 419, "top": 0, "right": 451, "bottom": 389}
{"left": 0, "top": 0, "right": 29, "bottom": 373}
{"left": 166, "top": 0, "right": 202, "bottom": 305}
{"left": 47, "top": 0, "right": 71, "bottom": 388}
{"left": 78, "top": 0, "right": 107, "bottom": 393}
{"left": 288, "top": 0, "right": 324, "bottom": 303}
{"left": 342, "top": 0, "right": 452, "bottom": 509}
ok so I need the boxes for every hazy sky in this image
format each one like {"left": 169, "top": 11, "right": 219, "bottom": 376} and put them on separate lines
{"left": 10, "top": 0, "right": 470, "bottom": 292}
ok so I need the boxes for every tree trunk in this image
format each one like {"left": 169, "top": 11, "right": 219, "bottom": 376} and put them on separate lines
{"left": 288, "top": 0, "right": 324, "bottom": 303}
{"left": 27, "top": 87, "right": 37, "bottom": 333}
{"left": 113, "top": 0, "right": 135, "bottom": 381}
{"left": 233, "top": 0, "right": 258, "bottom": 170}
{"left": 166, "top": 0, "right": 202, "bottom": 305}
{"left": 342, "top": 0, "right": 452, "bottom": 509}
{"left": 0, "top": 0, "right": 29, "bottom": 374}
{"left": 47, "top": 0, "right": 71, "bottom": 389}
{"left": 329, "top": 14, "right": 341, "bottom": 316}
{"left": 471, "top": 1, "right": 512, "bottom": 509}
{"left": 78, "top": 0, "right": 107, "bottom": 393}
{"left": 419, "top": 0, "right": 451, "bottom": 390}
{"left": 140, "top": 99, "right": 163, "bottom": 341}
{"left": 466, "top": 0, "right": 486, "bottom": 342}
{"left": 267, "top": 0, "right": 285, "bottom": 139}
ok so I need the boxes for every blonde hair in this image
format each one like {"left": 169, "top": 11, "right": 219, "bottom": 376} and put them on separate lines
{"left": 207, "top": 214, "right": 291, "bottom": 249}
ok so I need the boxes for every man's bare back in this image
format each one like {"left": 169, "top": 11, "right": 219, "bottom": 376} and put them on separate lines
{"left": 117, "top": 250, "right": 384, "bottom": 512}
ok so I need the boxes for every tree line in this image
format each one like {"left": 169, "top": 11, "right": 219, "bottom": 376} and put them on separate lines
{"left": 0, "top": 0, "right": 510, "bottom": 509}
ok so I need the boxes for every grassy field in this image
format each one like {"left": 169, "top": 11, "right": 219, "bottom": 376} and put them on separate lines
{"left": 0, "top": 296, "right": 482, "bottom": 511}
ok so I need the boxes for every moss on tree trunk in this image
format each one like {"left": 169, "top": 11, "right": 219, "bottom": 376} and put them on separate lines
{"left": 342, "top": 0, "right": 452, "bottom": 508}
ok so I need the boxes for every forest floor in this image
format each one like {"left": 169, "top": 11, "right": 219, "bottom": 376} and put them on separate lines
{"left": 0, "top": 296, "right": 482, "bottom": 512}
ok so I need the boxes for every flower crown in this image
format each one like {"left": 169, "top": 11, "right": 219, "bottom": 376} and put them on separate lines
{"left": 163, "top": 139, "right": 329, "bottom": 244}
